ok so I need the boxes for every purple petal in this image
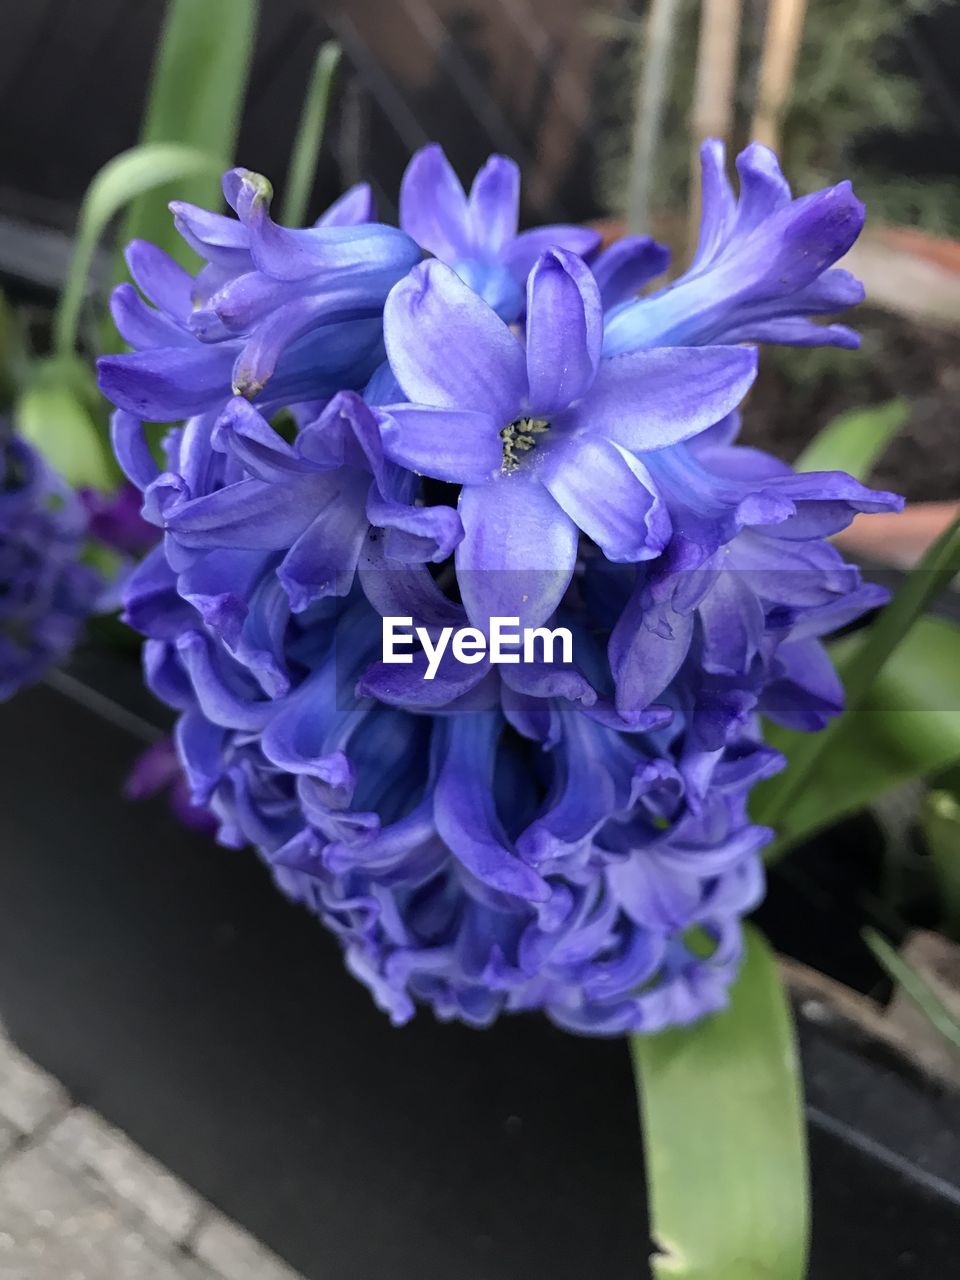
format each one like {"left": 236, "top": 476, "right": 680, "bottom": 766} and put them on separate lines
{"left": 383, "top": 259, "right": 526, "bottom": 422}
{"left": 175, "top": 631, "right": 273, "bottom": 731}
{"left": 377, "top": 404, "right": 501, "bottom": 484}
{"left": 277, "top": 477, "right": 371, "bottom": 610}
{"left": 125, "top": 240, "right": 195, "bottom": 321}
{"left": 690, "top": 139, "right": 737, "bottom": 270}
{"left": 722, "top": 318, "right": 861, "bottom": 349}
{"left": 211, "top": 398, "right": 303, "bottom": 483}
{"left": 357, "top": 651, "right": 495, "bottom": 711}
{"left": 110, "top": 284, "right": 193, "bottom": 350}
{"left": 434, "top": 714, "right": 550, "bottom": 902}
{"left": 176, "top": 709, "right": 227, "bottom": 806}
{"left": 591, "top": 236, "right": 670, "bottom": 309}
{"left": 111, "top": 411, "right": 160, "bottom": 492}
{"left": 540, "top": 435, "right": 670, "bottom": 561}
{"left": 193, "top": 270, "right": 300, "bottom": 336}
{"left": 525, "top": 249, "right": 602, "bottom": 414}
{"left": 610, "top": 591, "right": 695, "bottom": 714}
{"left": 467, "top": 154, "right": 519, "bottom": 255}
{"left": 762, "top": 638, "right": 844, "bottom": 731}
{"left": 124, "top": 736, "right": 181, "bottom": 800}
{"left": 170, "top": 200, "right": 249, "bottom": 266}
{"left": 226, "top": 169, "right": 419, "bottom": 285}
{"left": 163, "top": 477, "right": 316, "bottom": 549}
{"left": 608, "top": 853, "right": 703, "bottom": 933}
{"left": 503, "top": 225, "right": 602, "bottom": 282}
{"left": 456, "top": 474, "right": 578, "bottom": 630}
{"left": 398, "top": 144, "right": 470, "bottom": 261}
{"left": 121, "top": 546, "right": 193, "bottom": 638}
{"left": 733, "top": 180, "right": 866, "bottom": 299}
{"left": 230, "top": 297, "right": 345, "bottom": 397}
{"left": 517, "top": 716, "right": 631, "bottom": 862}
{"left": 697, "top": 570, "right": 765, "bottom": 676}
{"left": 581, "top": 346, "right": 757, "bottom": 452}
{"left": 731, "top": 143, "right": 792, "bottom": 236}
{"left": 97, "top": 345, "right": 238, "bottom": 421}
{"left": 366, "top": 489, "right": 463, "bottom": 562}
{"left": 500, "top": 661, "right": 598, "bottom": 708}
{"left": 316, "top": 183, "right": 376, "bottom": 227}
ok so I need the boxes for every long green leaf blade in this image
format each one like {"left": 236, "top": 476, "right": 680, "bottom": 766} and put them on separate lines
{"left": 863, "top": 927, "right": 960, "bottom": 1052}
{"left": 55, "top": 142, "right": 226, "bottom": 358}
{"left": 756, "top": 616, "right": 960, "bottom": 855}
{"left": 754, "top": 512, "right": 960, "bottom": 835}
{"left": 794, "top": 399, "right": 909, "bottom": 480}
{"left": 120, "top": 0, "right": 257, "bottom": 267}
{"left": 280, "top": 42, "right": 342, "bottom": 228}
{"left": 631, "top": 927, "right": 808, "bottom": 1280}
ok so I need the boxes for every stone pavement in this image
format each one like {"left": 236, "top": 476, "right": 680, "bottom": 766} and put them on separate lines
{"left": 0, "top": 1023, "right": 303, "bottom": 1280}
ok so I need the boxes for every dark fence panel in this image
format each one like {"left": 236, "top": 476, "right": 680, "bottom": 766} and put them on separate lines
{"left": 0, "top": 0, "right": 617, "bottom": 232}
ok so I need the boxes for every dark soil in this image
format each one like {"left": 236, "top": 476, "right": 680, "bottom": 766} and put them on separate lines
{"left": 741, "top": 308, "right": 960, "bottom": 502}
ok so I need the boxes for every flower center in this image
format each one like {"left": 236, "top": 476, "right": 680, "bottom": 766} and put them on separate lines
{"left": 500, "top": 417, "right": 549, "bottom": 472}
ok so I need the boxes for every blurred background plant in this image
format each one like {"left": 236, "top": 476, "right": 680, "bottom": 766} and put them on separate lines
{"left": 595, "top": 0, "right": 960, "bottom": 237}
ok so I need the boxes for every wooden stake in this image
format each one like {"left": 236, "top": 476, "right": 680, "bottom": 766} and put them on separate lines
{"left": 689, "top": 0, "right": 744, "bottom": 251}
{"left": 751, "top": 0, "right": 809, "bottom": 152}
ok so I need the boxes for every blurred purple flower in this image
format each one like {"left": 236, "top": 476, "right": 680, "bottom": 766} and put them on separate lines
{"left": 81, "top": 482, "right": 157, "bottom": 556}
{"left": 0, "top": 433, "right": 101, "bottom": 700}
{"left": 124, "top": 734, "right": 217, "bottom": 834}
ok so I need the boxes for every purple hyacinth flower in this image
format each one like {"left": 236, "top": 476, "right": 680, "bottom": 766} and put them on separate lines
{"left": 604, "top": 140, "right": 866, "bottom": 354}
{"left": 98, "top": 171, "right": 420, "bottom": 421}
{"left": 380, "top": 250, "right": 756, "bottom": 628}
{"left": 0, "top": 433, "right": 101, "bottom": 700}
{"left": 400, "top": 144, "right": 601, "bottom": 320}
{"left": 96, "top": 139, "right": 907, "bottom": 1039}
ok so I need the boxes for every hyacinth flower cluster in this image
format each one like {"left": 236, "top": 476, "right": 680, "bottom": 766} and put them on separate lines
{"left": 98, "top": 141, "right": 902, "bottom": 1034}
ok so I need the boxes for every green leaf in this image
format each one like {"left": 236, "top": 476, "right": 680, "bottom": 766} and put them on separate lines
{"left": 55, "top": 142, "right": 226, "bottom": 358}
{"left": 631, "top": 927, "right": 808, "bottom": 1280}
{"left": 863, "top": 927, "right": 960, "bottom": 1052}
{"left": 15, "top": 356, "right": 114, "bottom": 491}
{"left": 923, "top": 790, "right": 960, "bottom": 940}
{"left": 119, "top": 0, "right": 257, "bottom": 269}
{"left": 280, "top": 42, "right": 343, "bottom": 228}
{"left": 754, "top": 512, "right": 960, "bottom": 843}
{"left": 793, "top": 399, "right": 909, "bottom": 480}
{"left": 756, "top": 616, "right": 960, "bottom": 856}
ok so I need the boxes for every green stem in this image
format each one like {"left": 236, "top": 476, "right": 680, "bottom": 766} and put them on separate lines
{"left": 863, "top": 927, "right": 960, "bottom": 1052}
{"left": 281, "top": 42, "right": 343, "bottom": 228}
